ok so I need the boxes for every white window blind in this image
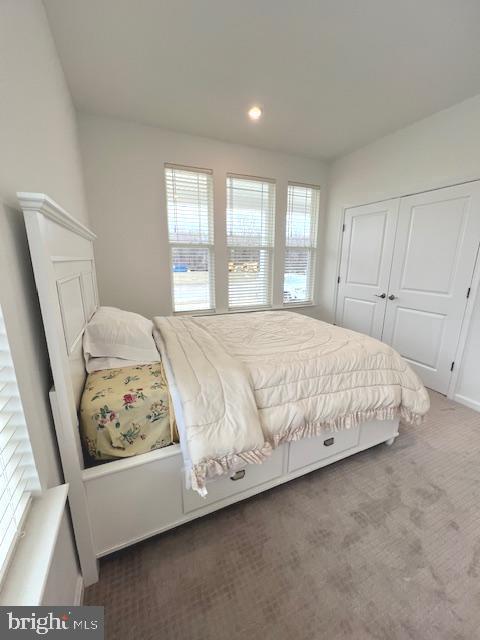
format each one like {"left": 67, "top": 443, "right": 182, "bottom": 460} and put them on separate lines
{"left": 0, "top": 306, "right": 39, "bottom": 584}
{"left": 283, "top": 183, "right": 320, "bottom": 305}
{"left": 165, "top": 165, "right": 215, "bottom": 312}
{"left": 226, "top": 175, "right": 276, "bottom": 309}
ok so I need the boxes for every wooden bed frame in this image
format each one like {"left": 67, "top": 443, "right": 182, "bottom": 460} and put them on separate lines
{"left": 19, "top": 193, "right": 399, "bottom": 587}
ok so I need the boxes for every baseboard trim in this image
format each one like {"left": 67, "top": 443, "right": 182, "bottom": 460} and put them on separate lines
{"left": 74, "top": 573, "right": 84, "bottom": 605}
{"left": 454, "top": 394, "right": 480, "bottom": 413}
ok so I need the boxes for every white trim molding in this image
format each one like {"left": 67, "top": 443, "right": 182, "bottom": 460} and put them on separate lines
{"left": 454, "top": 394, "right": 480, "bottom": 413}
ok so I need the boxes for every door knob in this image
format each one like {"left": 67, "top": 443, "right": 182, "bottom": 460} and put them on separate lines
{"left": 374, "top": 293, "right": 386, "bottom": 298}
{"left": 388, "top": 294, "right": 397, "bottom": 300}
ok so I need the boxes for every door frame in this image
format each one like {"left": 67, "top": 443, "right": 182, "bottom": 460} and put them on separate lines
{"left": 333, "top": 177, "right": 480, "bottom": 401}
{"left": 448, "top": 243, "right": 480, "bottom": 401}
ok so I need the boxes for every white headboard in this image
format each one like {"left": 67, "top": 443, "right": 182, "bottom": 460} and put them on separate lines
{"left": 19, "top": 192, "right": 98, "bottom": 409}
{"left": 19, "top": 192, "right": 100, "bottom": 583}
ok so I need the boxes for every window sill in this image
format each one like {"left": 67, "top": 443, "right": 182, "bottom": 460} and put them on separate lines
{"left": 175, "top": 303, "right": 316, "bottom": 317}
{"left": 0, "top": 484, "right": 68, "bottom": 606}
{"left": 174, "top": 308, "right": 216, "bottom": 317}
{"left": 281, "top": 302, "right": 315, "bottom": 309}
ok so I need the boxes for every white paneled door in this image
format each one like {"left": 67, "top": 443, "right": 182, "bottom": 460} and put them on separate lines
{"left": 337, "top": 199, "right": 399, "bottom": 339}
{"left": 337, "top": 182, "right": 480, "bottom": 394}
{"left": 382, "top": 183, "right": 480, "bottom": 393}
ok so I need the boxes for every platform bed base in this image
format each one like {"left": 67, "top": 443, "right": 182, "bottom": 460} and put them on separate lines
{"left": 82, "top": 417, "right": 399, "bottom": 563}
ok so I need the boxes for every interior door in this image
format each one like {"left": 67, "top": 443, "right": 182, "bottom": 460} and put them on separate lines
{"left": 382, "top": 182, "right": 480, "bottom": 393}
{"left": 337, "top": 199, "right": 399, "bottom": 339}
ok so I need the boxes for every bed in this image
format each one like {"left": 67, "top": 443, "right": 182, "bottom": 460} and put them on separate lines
{"left": 154, "top": 311, "right": 428, "bottom": 495}
{"left": 19, "top": 192, "right": 429, "bottom": 586}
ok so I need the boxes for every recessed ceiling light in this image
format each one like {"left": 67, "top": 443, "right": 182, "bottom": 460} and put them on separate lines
{"left": 248, "top": 105, "right": 262, "bottom": 121}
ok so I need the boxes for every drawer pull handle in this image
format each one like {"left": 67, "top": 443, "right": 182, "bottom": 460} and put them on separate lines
{"left": 324, "top": 437, "right": 335, "bottom": 447}
{"left": 231, "top": 470, "right": 246, "bottom": 481}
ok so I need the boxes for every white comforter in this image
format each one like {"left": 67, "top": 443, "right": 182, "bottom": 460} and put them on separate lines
{"left": 154, "top": 311, "right": 429, "bottom": 494}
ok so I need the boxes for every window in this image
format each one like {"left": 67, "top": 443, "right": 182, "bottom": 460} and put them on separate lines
{"left": 283, "top": 183, "right": 320, "bottom": 305}
{"left": 226, "top": 175, "right": 276, "bottom": 309}
{"left": 0, "top": 305, "right": 39, "bottom": 584}
{"left": 165, "top": 165, "right": 215, "bottom": 312}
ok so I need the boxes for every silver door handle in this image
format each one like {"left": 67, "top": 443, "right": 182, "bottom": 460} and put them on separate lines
{"left": 374, "top": 293, "right": 386, "bottom": 298}
{"left": 388, "top": 294, "right": 397, "bottom": 301}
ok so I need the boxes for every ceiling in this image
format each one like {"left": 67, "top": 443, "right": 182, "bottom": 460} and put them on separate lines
{"left": 44, "top": 0, "right": 480, "bottom": 160}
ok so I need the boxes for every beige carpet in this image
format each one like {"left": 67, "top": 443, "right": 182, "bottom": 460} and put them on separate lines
{"left": 85, "top": 391, "right": 480, "bottom": 640}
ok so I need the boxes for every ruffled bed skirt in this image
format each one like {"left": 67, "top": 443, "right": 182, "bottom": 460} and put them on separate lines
{"left": 190, "top": 406, "right": 424, "bottom": 495}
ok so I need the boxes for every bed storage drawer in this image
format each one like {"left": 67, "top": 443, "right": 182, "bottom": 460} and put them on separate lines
{"left": 182, "top": 446, "right": 285, "bottom": 514}
{"left": 288, "top": 426, "right": 360, "bottom": 473}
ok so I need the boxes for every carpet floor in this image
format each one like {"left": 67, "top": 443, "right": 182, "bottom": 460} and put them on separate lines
{"left": 85, "top": 391, "right": 480, "bottom": 640}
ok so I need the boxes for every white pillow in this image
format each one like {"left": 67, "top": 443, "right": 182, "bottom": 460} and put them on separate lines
{"left": 85, "top": 357, "right": 158, "bottom": 374}
{"left": 83, "top": 306, "right": 159, "bottom": 363}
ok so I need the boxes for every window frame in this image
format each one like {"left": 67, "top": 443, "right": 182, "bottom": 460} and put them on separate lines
{"left": 226, "top": 173, "right": 276, "bottom": 311}
{"left": 0, "top": 304, "right": 40, "bottom": 588}
{"left": 164, "top": 163, "right": 216, "bottom": 314}
{"left": 283, "top": 181, "right": 321, "bottom": 307}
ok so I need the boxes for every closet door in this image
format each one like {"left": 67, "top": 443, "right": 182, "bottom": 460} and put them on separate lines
{"left": 337, "top": 200, "right": 399, "bottom": 339}
{"left": 382, "top": 182, "right": 480, "bottom": 394}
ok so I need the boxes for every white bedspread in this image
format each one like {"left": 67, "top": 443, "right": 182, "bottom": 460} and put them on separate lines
{"left": 154, "top": 311, "right": 430, "bottom": 494}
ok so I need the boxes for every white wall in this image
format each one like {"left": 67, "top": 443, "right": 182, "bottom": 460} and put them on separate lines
{"left": 325, "top": 93, "right": 480, "bottom": 409}
{"left": 78, "top": 113, "right": 328, "bottom": 319}
{"left": 0, "top": 0, "right": 87, "bottom": 603}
